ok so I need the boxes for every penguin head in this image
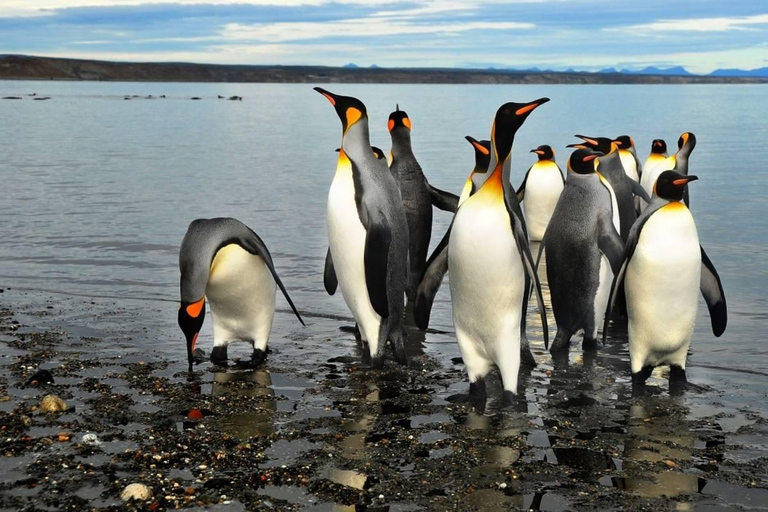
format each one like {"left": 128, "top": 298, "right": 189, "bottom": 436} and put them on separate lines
{"left": 650, "top": 139, "right": 667, "bottom": 154}
{"left": 677, "top": 132, "right": 696, "bottom": 153}
{"left": 530, "top": 144, "right": 555, "bottom": 161}
{"left": 465, "top": 135, "right": 491, "bottom": 173}
{"left": 388, "top": 105, "right": 412, "bottom": 133}
{"left": 178, "top": 298, "right": 206, "bottom": 371}
{"left": 613, "top": 135, "right": 634, "bottom": 150}
{"left": 491, "top": 98, "right": 550, "bottom": 164}
{"left": 573, "top": 135, "right": 617, "bottom": 155}
{"left": 654, "top": 170, "right": 698, "bottom": 201}
{"left": 314, "top": 87, "right": 368, "bottom": 134}
{"left": 567, "top": 148, "right": 603, "bottom": 175}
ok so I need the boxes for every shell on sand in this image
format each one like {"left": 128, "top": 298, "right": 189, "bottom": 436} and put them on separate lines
{"left": 40, "top": 395, "right": 67, "bottom": 412}
{"left": 121, "top": 483, "right": 153, "bottom": 501}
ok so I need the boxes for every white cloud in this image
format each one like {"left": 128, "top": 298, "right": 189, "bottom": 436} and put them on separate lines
{"left": 610, "top": 13, "right": 768, "bottom": 34}
{"left": 222, "top": 19, "right": 533, "bottom": 43}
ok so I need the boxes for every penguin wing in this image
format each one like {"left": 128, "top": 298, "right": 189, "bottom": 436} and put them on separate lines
{"left": 516, "top": 166, "right": 532, "bottom": 202}
{"left": 324, "top": 248, "right": 337, "bottom": 295}
{"left": 683, "top": 187, "right": 690, "bottom": 208}
{"left": 364, "top": 215, "right": 392, "bottom": 318}
{"left": 427, "top": 184, "right": 459, "bottom": 213}
{"left": 630, "top": 179, "right": 652, "bottom": 204}
{"left": 700, "top": 246, "right": 727, "bottom": 336}
{"left": 597, "top": 215, "right": 624, "bottom": 275}
{"left": 414, "top": 222, "right": 452, "bottom": 330}
{"left": 631, "top": 148, "right": 643, "bottom": 179}
{"left": 602, "top": 202, "right": 665, "bottom": 342}
{"left": 505, "top": 200, "right": 549, "bottom": 348}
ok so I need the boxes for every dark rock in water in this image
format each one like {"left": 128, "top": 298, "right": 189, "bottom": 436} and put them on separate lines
{"left": 3, "top": 96, "right": 22, "bottom": 100}
{"left": 27, "top": 369, "right": 54, "bottom": 385}
{"left": 33, "top": 97, "right": 51, "bottom": 100}
{"left": 191, "top": 97, "right": 202, "bottom": 100}
{"left": 229, "top": 96, "right": 243, "bottom": 101}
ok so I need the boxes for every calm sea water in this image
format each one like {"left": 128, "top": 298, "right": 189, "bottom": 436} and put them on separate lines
{"left": 1, "top": 80, "right": 766, "bottom": 376}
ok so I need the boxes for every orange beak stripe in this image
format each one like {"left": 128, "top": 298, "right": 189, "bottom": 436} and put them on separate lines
{"left": 581, "top": 136, "right": 598, "bottom": 145}
{"left": 320, "top": 92, "right": 335, "bottom": 106}
{"left": 613, "top": 139, "right": 623, "bottom": 146}
{"left": 583, "top": 154, "right": 597, "bottom": 163}
{"left": 673, "top": 178, "right": 691, "bottom": 186}
{"left": 515, "top": 103, "right": 539, "bottom": 116}
{"left": 533, "top": 150, "right": 544, "bottom": 155}
{"left": 186, "top": 298, "right": 205, "bottom": 318}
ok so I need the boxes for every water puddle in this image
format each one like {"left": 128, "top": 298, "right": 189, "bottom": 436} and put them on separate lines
{"left": 599, "top": 473, "right": 706, "bottom": 497}
{"left": 262, "top": 438, "right": 319, "bottom": 468}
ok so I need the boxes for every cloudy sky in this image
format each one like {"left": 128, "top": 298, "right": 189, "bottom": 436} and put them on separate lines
{"left": 1, "top": 0, "right": 766, "bottom": 73}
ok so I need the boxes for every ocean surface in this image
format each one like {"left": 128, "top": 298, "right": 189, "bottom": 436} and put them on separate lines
{"left": 1, "top": 80, "right": 766, "bottom": 378}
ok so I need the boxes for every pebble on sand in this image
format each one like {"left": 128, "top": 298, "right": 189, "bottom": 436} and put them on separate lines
{"left": 40, "top": 394, "right": 67, "bottom": 412}
{"left": 121, "top": 483, "right": 153, "bottom": 501}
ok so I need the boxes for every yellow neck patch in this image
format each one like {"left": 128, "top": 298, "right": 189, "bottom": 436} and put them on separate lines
{"left": 662, "top": 200, "right": 687, "bottom": 212}
{"left": 336, "top": 148, "right": 352, "bottom": 175}
{"left": 473, "top": 165, "right": 504, "bottom": 203}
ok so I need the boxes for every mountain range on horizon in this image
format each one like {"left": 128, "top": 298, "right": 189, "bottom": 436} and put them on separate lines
{"left": 471, "top": 64, "right": 768, "bottom": 78}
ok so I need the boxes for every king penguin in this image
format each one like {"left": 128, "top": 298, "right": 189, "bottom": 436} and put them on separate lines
{"left": 447, "top": 98, "right": 550, "bottom": 406}
{"left": 640, "top": 132, "right": 696, "bottom": 209}
{"left": 613, "top": 135, "right": 643, "bottom": 182}
{"left": 315, "top": 87, "right": 410, "bottom": 368}
{"left": 178, "top": 217, "right": 305, "bottom": 371}
{"left": 544, "top": 148, "right": 624, "bottom": 354}
{"left": 387, "top": 106, "right": 459, "bottom": 309}
{"left": 604, "top": 170, "right": 726, "bottom": 395}
{"left": 516, "top": 144, "right": 565, "bottom": 241}
{"left": 638, "top": 139, "right": 668, "bottom": 210}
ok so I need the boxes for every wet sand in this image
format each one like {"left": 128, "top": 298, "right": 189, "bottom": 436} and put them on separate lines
{"left": 0, "top": 287, "right": 767, "bottom": 511}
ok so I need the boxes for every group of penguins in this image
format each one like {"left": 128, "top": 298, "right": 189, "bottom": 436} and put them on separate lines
{"left": 177, "top": 87, "right": 727, "bottom": 407}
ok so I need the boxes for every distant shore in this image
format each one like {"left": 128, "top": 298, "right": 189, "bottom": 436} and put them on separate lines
{"left": 1, "top": 55, "right": 766, "bottom": 85}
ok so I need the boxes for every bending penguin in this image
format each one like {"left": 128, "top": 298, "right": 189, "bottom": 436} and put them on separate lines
{"left": 516, "top": 144, "right": 565, "bottom": 241}
{"left": 387, "top": 106, "right": 459, "bottom": 308}
{"left": 448, "top": 98, "right": 550, "bottom": 407}
{"left": 178, "top": 217, "right": 305, "bottom": 371}
{"left": 413, "top": 136, "right": 490, "bottom": 331}
{"left": 638, "top": 139, "right": 668, "bottom": 210}
{"left": 315, "top": 87, "right": 410, "bottom": 368}
{"left": 604, "top": 170, "right": 726, "bottom": 395}
{"left": 545, "top": 148, "right": 624, "bottom": 354}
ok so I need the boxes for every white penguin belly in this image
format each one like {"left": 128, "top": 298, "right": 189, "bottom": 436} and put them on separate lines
{"left": 640, "top": 156, "right": 673, "bottom": 208}
{"left": 593, "top": 255, "right": 613, "bottom": 340}
{"left": 205, "top": 244, "right": 277, "bottom": 349}
{"left": 449, "top": 201, "right": 524, "bottom": 374}
{"left": 523, "top": 163, "right": 564, "bottom": 241}
{"left": 619, "top": 152, "right": 640, "bottom": 182}
{"left": 327, "top": 170, "right": 382, "bottom": 346}
{"left": 625, "top": 204, "right": 700, "bottom": 371}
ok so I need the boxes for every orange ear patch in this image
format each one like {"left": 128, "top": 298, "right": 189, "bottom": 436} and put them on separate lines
{"left": 402, "top": 117, "right": 411, "bottom": 130}
{"left": 346, "top": 107, "right": 362, "bottom": 128}
{"left": 186, "top": 298, "right": 205, "bottom": 318}
{"left": 387, "top": 119, "right": 395, "bottom": 132}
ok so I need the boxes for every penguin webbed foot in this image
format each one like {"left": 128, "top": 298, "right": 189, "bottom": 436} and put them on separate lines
{"left": 631, "top": 366, "right": 659, "bottom": 397}
{"left": 249, "top": 348, "right": 268, "bottom": 368}
{"left": 668, "top": 366, "right": 702, "bottom": 396}
{"left": 390, "top": 330, "right": 408, "bottom": 367}
{"left": 500, "top": 390, "right": 527, "bottom": 413}
{"left": 210, "top": 346, "right": 228, "bottom": 368}
{"left": 549, "top": 331, "right": 572, "bottom": 354}
{"left": 582, "top": 336, "right": 600, "bottom": 352}
{"left": 447, "top": 378, "right": 487, "bottom": 412}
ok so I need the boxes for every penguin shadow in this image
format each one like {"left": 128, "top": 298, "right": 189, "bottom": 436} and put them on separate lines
{"left": 209, "top": 369, "right": 277, "bottom": 439}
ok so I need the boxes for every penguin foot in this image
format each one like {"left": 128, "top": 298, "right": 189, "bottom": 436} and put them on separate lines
{"left": 339, "top": 324, "right": 362, "bottom": 342}
{"left": 582, "top": 336, "right": 599, "bottom": 351}
{"left": 549, "top": 331, "right": 572, "bottom": 354}
{"left": 669, "top": 366, "right": 689, "bottom": 396}
{"left": 520, "top": 338, "right": 537, "bottom": 368}
{"left": 390, "top": 330, "right": 408, "bottom": 366}
{"left": 250, "top": 348, "right": 268, "bottom": 368}
{"left": 500, "top": 391, "right": 527, "bottom": 413}
{"left": 447, "top": 379, "right": 487, "bottom": 411}
{"left": 210, "top": 346, "right": 228, "bottom": 367}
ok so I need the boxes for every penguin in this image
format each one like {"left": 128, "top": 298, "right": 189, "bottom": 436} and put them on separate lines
{"left": 516, "top": 144, "right": 565, "bottom": 242}
{"left": 640, "top": 133, "right": 696, "bottom": 209}
{"left": 415, "top": 135, "right": 539, "bottom": 368}
{"left": 387, "top": 106, "right": 459, "bottom": 308}
{"left": 315, "top": 87, "right": 410, "bottom": 368}
{"left": 570, "top": 135, "right": 651, "bottom": 242}
{"left": 177, "top": 217, "right": 305, "bottom": 371}
{"left": 447, "top": 98, "right": 550, "bottom": 406}
{"left": 603, "top": 170, "right": 726, "bottom": 395}
{"left": 638, "top": 139, "right": 668, "bottom": 210}
{"left": 545, "top": 148, "right": 625, "bottom": 354}
{"left": 613, "top": 135, "right": 643, "bottom": 182}
{"left": 413, "top": 136, "right": 490, "bottom": 331}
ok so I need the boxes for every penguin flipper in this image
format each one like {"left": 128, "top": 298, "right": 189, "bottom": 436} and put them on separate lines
{"left": 630, "top": 179, "right": 652, "bottom": 204}
{"left": 238, "top": 226, "right": 306, "bottom": 327}
{"left": 427, "top": 184, "right": 459, "bottom": 213}
{"left": 364, "top": 218, "right": 392, "bottom": 318}
{"left": 324, "top": 248, "right": 338, "bottom": 295}
{"left": 516, "top": 169, "right": 530, "bottom": 202}
{"left": 509, "top": 209, "right": 549, "bottom": 349}
{"left": 597, "top": 216, "right": 624, "bottom": 275}
{"left": 683, "top": 187, "right": 690, "bottom": 208}
{"left": 700, "top": 246, "right": 727, "bottom": 337}
{"left": 414, "top": 223, "right": 452, "bottom": 330}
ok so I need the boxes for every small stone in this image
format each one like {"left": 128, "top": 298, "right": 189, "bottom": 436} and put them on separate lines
{"left": 57, "top": 433, "right": 70, "bottom": 442}
{"left": 40, "top": 395, "right": 67, "bottom": 413}
{"left": 20, "top": 416, "right": 32, "bottom": 427}
{"left": 81, "top": 433, "right": 101, "bottom": 446}
{"left": 121, "top": 483, "right": 153, "bottom": 501}
{"left": 664, "top": 460, "right": 676, "bottom": 467}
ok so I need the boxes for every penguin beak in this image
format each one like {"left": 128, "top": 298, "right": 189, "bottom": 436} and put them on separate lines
{"left": 612, "top": 139, "right": 623, "bottom": 147}
{"left": 566, "top": 143, "right": 587, "bottom": 149}
{"left": 575, "top": 134, "right": 599, "bottom": 146}
{"left": 466, "top": 136, "right": 490, "bottom": 155}
{"left": 313, "top": 86, "right": 338, "bottom": 106}
{"left": 515, "top": 97, "right": 550, "bottom": 116}
{"left": 672, "top": 175, "right": 698, "bottom": 186}
{"left": 530, "top": 149, "right": 545, "bottom": 155}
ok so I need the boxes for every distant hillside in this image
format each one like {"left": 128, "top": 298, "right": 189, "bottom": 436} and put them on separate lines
{"left": 709, "top": 67, "right": 768, "bottom": 77}
{"left": 1, "top": 55, "right": 766, "bottom": 84}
